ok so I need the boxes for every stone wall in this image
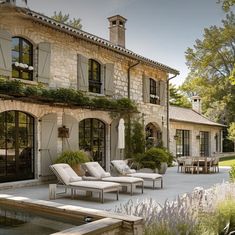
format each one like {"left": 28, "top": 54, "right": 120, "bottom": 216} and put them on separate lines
{"left": 0, "top": 6, "right": 169, "bottom": 143}
{"left": 170, "top": 121, "right": 223, "bottom": 156}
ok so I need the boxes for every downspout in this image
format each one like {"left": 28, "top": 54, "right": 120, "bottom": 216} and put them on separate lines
{"left": 126, "top": 61, "right": 140, "bottom": 158}
{"left": 166, "top": 74, "right": 178, "bottom": 151}
{"left": 127, "top": 62, "right": 140, "bottom": 98}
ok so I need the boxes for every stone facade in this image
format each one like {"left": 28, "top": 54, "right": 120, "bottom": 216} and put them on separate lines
{"left": 0, "top": 5, "right": 176, "bottom": 183}
{"left": 170, "top": 121, "right": 223, "bottom": 157}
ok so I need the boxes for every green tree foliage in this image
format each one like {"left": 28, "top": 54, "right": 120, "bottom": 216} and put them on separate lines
{"left": 228, "top": 122, "right": 235, "bottom": 151}
{"left": 217, "top": 0, "right": 235, "bottom": 12}
{"left": 169, "top": 84, "right": 191, "bottom": 108}
{"left": 182, "top": 13, "right": 235, "bottom": 124}
{"left": 51, "top": 11, "right": 82, "bottom": 29}
{"left": 130, "top": 120, "right": 146, "bottom": 155}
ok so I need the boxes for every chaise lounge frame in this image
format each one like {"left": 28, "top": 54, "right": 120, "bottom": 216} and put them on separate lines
{"left": 50, "top": 164, "right": 120, "bottom": 203}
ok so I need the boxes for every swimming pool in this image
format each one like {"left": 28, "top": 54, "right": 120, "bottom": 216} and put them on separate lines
{"left": 0, "top": 194, "right": 143, "bottom": 235}
{"left": 0, "top": 204, "right": 87, "bottom": 235}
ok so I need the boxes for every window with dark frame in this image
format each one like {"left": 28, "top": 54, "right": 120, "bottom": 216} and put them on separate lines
{"left": 0, "top": 111, "right": 35, "bottom": 183}
{"left": 12, "top": 37, "right": 33, "bottom": 80}
{"left": 79, "top": 118, "right": 106, "bottom": 168}
{"left": 200, "top": 131, "right": 209, "bottom": 156}
{"left": 149, "top": 78, "right": 159, "bottom": 104}
{"left": 88, "top": 59, "right": 102, "bottom": 94}
{"left": 176, "top": 129, "right": 190, "bottom": 157}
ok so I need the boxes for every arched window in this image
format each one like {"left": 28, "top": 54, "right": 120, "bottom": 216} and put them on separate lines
{"left": 12, "top": 37, "right": 33, "bottom": 80}
{"left": 88, "top": 59, "right": 101, "bottom": 93}
{"left": 0, "top": 111, "right": 35, "bottom": 183}
{"left": 79, "top": 118, "right": 105, "bottom": 168}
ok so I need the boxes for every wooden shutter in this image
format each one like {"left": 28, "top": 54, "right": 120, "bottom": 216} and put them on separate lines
{"left": 77, "top": 54, "right": 88, "bottom": 91}
{"left": 0, "top": 30, "right": 12, "bottom": 77}
{"left": 105, "top": 63, "right": 114, "bottom": 96}
{"left": 160, "top": 80, "right": 166, "bottom": 106}
{"left": 40, "top": 114, "right": 57, "bottom": 176}
{"left": 142, "top": 75, "right": 150, "bottom": 103}
{"left": 38, "top": 42, "right": 51, "bottom": 84}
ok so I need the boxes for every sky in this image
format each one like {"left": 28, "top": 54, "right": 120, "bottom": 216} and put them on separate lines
{"left": 24, "top": 0, "right": 226, "bottom": 86}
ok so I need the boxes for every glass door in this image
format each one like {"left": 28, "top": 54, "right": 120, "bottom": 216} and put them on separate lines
{"left": 0, "top": 111, "right": 34, "bottom": 183}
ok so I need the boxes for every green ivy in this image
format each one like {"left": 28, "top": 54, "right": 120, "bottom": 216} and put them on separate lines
{"left": 0, "top": 78, "right": 137, "bottom": 113}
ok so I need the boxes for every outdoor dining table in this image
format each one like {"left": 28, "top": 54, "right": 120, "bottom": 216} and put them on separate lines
{"left": 178, "top": 157, "right": 214, "bottom": 174}
{"left": 196, "top": 157, "right": 212, "bottom": 174}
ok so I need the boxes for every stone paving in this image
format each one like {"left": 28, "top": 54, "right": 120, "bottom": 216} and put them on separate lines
{"left": 0, "top": 166, "right": 230, "bottom": 211}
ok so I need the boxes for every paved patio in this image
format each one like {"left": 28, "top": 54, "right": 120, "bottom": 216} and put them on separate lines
{"left": 0, "top": 166, "right": 230, "bottom": 211}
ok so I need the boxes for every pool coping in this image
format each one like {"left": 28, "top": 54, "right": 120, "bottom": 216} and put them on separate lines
{"left": 0, "top": 194, "right": 144, "bottom": 235}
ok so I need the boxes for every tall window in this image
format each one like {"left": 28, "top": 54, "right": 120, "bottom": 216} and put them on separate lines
{"left": 200, "top": 131, "right": 209, "bottom": 156}
{"left": 0, "top": 111, "right": 34, "bottom": 183}
{"left": 79, "top": 119, "right": 105, "bottom": 168}
{"left": 88, "top": 59, "right": 101, "bottom": 93}
{"left": 176, "top": 129, "right": 190, "bottom": 157}
{"left": 149, "top": 78, "right": 159, "bottom": 104}
{"left": 12, "top": 37, "right": 33, "bottom": 80}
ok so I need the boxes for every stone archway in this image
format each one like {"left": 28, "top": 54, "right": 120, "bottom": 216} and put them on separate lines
{"left": 145, "top": 122, "right": 162, "bottom": 148}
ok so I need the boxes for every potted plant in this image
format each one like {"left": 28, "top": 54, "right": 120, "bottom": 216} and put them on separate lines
{"left": 55, "top": 150, "right": 90, "bottom": 176}
{"left": 139, "top": 147, "right": 169, "bottom": 174}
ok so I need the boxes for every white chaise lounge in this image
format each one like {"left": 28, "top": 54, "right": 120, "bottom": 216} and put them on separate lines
{"left": 111, "top": 160, "right": 163, "bottom": 189}
{"left": 82, "top": 162, "right": 144, "bottom": 195}
{"left": 50, "top": 163, "right": 120, "bottom": 203}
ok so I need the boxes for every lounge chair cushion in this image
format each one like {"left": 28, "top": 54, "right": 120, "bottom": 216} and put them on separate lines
{"left": 51, "top": 163, "right": 82, "bottom": 185}
{"left": 101, "top": 176, "right": 143, "bottom": 183}
{"left": 84, "top": 162, "right": 109, "bottom": 179}
{"left": 127, "top": 172, "right": 162, "bottom": 180}
{"left": 69, "top": 181, "right": 120, "bottom": 189}
{"left": 111, "top": 160, "right": 136, "bottom": 174}
{"left": 70, "top": 176, "right": 83, "bottom": 182}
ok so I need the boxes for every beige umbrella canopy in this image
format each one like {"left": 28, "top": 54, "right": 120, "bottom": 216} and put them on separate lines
{"left": 118, "top": 118, "right": 125, "bottom": 149}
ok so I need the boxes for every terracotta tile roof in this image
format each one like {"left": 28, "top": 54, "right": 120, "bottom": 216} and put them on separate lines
{"left": 1, "top": 3, "right": 179, "bottom": 75}
{"left": 170, "top": 106, "right": 225, "bottom": 127}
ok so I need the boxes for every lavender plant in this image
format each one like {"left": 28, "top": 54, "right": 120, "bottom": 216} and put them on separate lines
{"left": 114, "top": 182, "right": 235, "bottom": 235}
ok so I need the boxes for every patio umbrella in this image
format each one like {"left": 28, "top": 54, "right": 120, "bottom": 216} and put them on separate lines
{"left": 118, "top": 118, "right": 125, "bottom": 149}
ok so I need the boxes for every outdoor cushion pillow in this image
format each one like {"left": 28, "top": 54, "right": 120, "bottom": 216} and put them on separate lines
{"left": 70, "top": 176, "right": 82, "bottom": 182}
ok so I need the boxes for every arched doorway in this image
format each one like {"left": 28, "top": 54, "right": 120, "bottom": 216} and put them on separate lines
{"left": 0, "top": 111, "right": 35, "bottom": 183}
{"left": 145, "top": 123, "right": 162, "bottom": 148}
{"left": 79, "top": 119, "right": 106, "bottom": 167}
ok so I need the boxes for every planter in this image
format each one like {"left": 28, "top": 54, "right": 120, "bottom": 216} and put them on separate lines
{"left": 154, "top": 162, "right": 168, "bottom": 174}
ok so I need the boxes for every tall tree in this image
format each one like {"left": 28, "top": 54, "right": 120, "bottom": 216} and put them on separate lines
{"left": 228, "top": 122, "right": 235, "bottom": 151}
{"left": 182, "top": 13, "right": 235, "bottom": 124}
{"left": 217, "top": 0, "right": 235, "bottom": 12}
{"left": 51, "top": 11, "right": 82, "bottom": 29}
{"left": 169, "top": 84, "right": 191, "bottom": 108}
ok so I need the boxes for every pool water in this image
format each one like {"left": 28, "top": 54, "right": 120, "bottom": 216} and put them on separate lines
{"left": 0, "top": 206, "right": 85, "bottom": 235}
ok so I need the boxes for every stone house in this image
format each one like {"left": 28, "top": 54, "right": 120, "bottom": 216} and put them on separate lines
{"left": 0, "top": 2, "right": 179, "bottom": 184}
{"left": 169, "top": 96, "right": 224, "bottom": 157}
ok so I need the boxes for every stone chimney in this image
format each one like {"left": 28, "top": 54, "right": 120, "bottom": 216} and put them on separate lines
{"left": 191, "top": 95, "right": 201, "bottom": 113}
{"left": 108, "top": 15, "right": 127, "bottom": 48}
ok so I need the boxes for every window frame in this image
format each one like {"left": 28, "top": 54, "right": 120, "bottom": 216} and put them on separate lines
{"left": 79, "top": 118, "right": 106, "bottom": 168}
{"left": 176, "top": 129, "right": 190, "bottom": 157}
{"left": 149, "top": 78, "right": 160, "bottom": 104}
{"left": 0, "top": 110, "right": 35, "bottom": 183}
{"left": 200, "top": 131, "right": 210, "bottom": 156}
{"left": 12, "top": 37, "right": 33, "bottom": 81}
{"left": 88, "top": 59, "right": 102, "bottom": 94}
